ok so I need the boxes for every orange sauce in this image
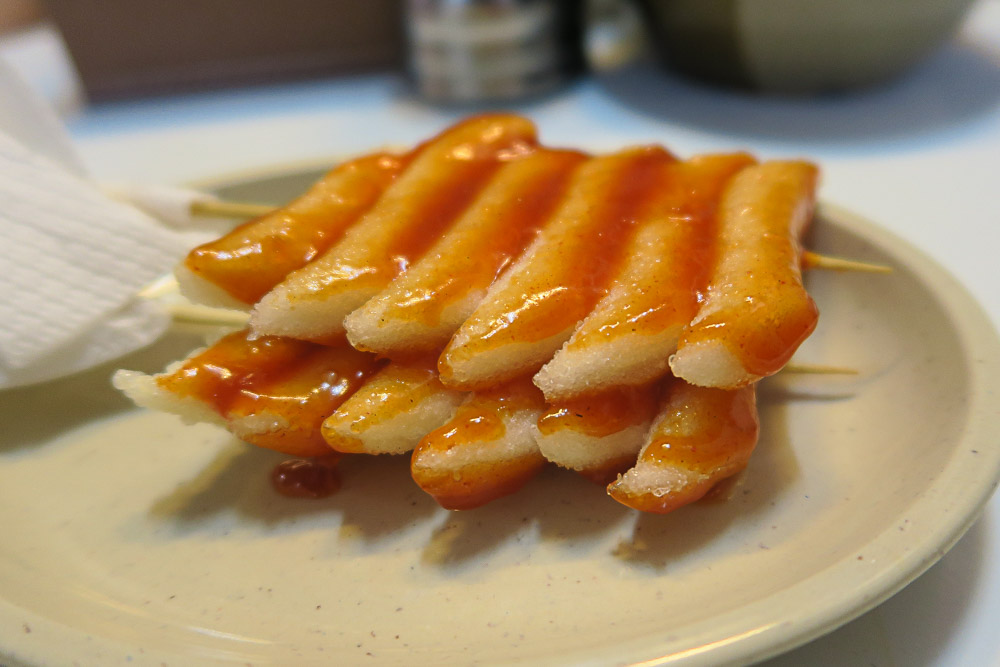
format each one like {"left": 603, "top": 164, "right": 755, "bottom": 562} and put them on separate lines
{"left": 157, "top": 330, "right": 318, "bottom": 415}
{"left": 381, "top": 149, "right": 586, "bottom": 327}
{"left": 157, "top": 329, "right": 383, "bottom": 455}
{"left": 336, "top": 359, "right": 444, "bottom": 434}
{"left": 682, "top": 292, "right": 819, "bottom": 377}
{"left": 411, "top": 378, "right": 546, "bottom": 510}
{"left": 566, "top": 153, "right": 756, "bottom": 348}
{"left": 418, "top": 378, "right": 543, "bottom": 453}
{"left": 452, "top": 147, "right": 676, "bottom": 354}
{"left": 159, "top": 116, "right": 816, "bottom": 512}
{"left": 413, "top": 455, "right": 544, "bottom": 511}
{"left": 678, "top": 162, "right": 819, "bottom": 378}
{"left": 294, "top": 115, "right": 540, "bottom": 301}
{"left": 537, "top": 384, "right": 659, "bottom": 438}
{"left": 225, "top": 342, "right": 382, "bottom": 427}
{"left": 641, "top": 382, "right": 758, "bottom": 475}
{"left": 184, "top": 152, "right": 409, "bottom": 304}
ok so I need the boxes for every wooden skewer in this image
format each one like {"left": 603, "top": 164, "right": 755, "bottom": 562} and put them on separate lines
{"left": 138, "top": 276, "right": 250, "bottom": 327}
{"left": 802, "top": 250, "right": 892, "bottom": 274}
{"left": 166, "top": 303, "right": 249, "bottom": 327}
{"left": 137, "top": 274, "right": 180, "bottom": 300}
{"left": 190, "top": 199, "right": 274, "bottom": 219}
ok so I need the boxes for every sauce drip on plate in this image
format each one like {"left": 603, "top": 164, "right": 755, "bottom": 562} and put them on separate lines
{"left": 271, "top": 455, "right": 342, "bottom": 498}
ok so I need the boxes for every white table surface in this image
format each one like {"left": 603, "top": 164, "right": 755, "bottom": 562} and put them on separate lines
{"left": 3, "top": 2, "right": 999, "bottom": 665}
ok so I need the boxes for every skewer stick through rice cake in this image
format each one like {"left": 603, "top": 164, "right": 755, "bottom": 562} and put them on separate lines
{"left": 116, "top": 114, "right": 823, "bottom": 514}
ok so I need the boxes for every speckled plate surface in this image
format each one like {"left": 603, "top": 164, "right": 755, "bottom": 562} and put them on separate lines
{"left": 1, "top": 168, "right": 998, "bottom": 667}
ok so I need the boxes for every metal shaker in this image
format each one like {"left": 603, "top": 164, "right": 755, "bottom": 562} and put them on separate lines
{"left": 404, "top": 0, "right": 583, "bottom": 103}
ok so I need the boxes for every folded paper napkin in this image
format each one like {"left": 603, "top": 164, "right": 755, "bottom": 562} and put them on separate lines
{"left": 0, "top": 129, "right": 209, "bottom": 389}
{"left": 0, "top": 61, "right": 238, "bottom": 390}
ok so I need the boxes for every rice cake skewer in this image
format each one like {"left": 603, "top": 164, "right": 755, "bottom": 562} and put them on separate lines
{"left": 177, "top": 152, "right": 409, "bottom": 309}
{"left": 608, "top": 380, "right": 759, "bottom": 514}
{"left": 251, "top": 114, "right": 538, "bottom": 342}
{"left": 344, "top": 148, "right": 586, "bottom": 354}
{"left": 534, "top": 383, "right": 660, "bottom": 484}
{"left": 411, "top": 378, "right": 547, "bottom": 510}
{"left": 438, "top": 146, "right": 676, "bottom": 390}
{"left": 669, "top": 161, "right": 819, "bottom": 388}
{"left": 322, "top": 359, "right": 465, "bottom": 455}
{"left": 534, "top": 153, "right": 756, "bottom": 401}
{"left": 113, "top": 330, "right": 382, "bottom": 457}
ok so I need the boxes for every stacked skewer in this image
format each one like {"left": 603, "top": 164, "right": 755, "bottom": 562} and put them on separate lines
{"left": 118, "top": 115, "right": 889, "bottom": 514}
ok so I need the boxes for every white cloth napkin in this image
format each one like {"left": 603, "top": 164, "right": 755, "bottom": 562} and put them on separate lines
{"left": 0, "top": 62, "right": 229, "bottom": 389}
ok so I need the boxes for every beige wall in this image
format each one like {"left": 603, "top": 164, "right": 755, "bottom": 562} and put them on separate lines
{"left": 0, "top": 0, "right": 44, "bottom": 34}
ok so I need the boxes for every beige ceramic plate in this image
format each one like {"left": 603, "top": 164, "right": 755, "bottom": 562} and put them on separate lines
{"left": 1, "top": 168, "right": 999, "bottom": 667}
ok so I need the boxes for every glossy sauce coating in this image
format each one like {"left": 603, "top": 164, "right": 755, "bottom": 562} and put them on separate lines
{"left": 565, "top": 153, "right": 756, "bottom": 348}
{"left": 412, "top": 379, "right": 546, "bottom": 510}
{"left": 157, "top": 329, "right": 382, "bottom": 456}
{"left": 377, "top": 149, "right": 586, "bottom": 330}
{"left": 145, "top": 115, "right": 822, "bottom": 513}
{"left": 607, "top": 381, "right": 759, "bottom": 514}
{"left": 184, "top": 152, "right": 408, "bottom": 304}
{"left": 537, "top": 384, "right": 659, "bottom": 438}
{"left": 278, "top": 115, "right": 539, "bottom": 303}
{"left": 676, "top": 161, "right": 819, "bottom": 379}
{"left": 333, "top": 360, "right": 442, "bottom": 433}
{"left": 641, "top": 383, "right": 758, "bottom": 474}
{"left": 320, "top": 358, "right": 459, "bottom": 454}
{"left": 419, "top": 379, "right": 542, "bottom": 452}
{"left": 438, "top": 147, "right": 676, "bottom": 388}
{"left": 415, "top": 455, "right": 544, "bottom": 511}
{"left": 457, "top": 148, "right": 674, "bottom": 347}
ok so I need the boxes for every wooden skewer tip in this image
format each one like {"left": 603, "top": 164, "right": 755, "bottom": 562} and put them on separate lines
{"left": 137, "top": 274, "right": 179, "bottom": 300}
{"left": 803, "top": 251, "right": 892, "bottom": 274}
{"left": 166, "top": 303, "right": 250, "bottom": 327}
